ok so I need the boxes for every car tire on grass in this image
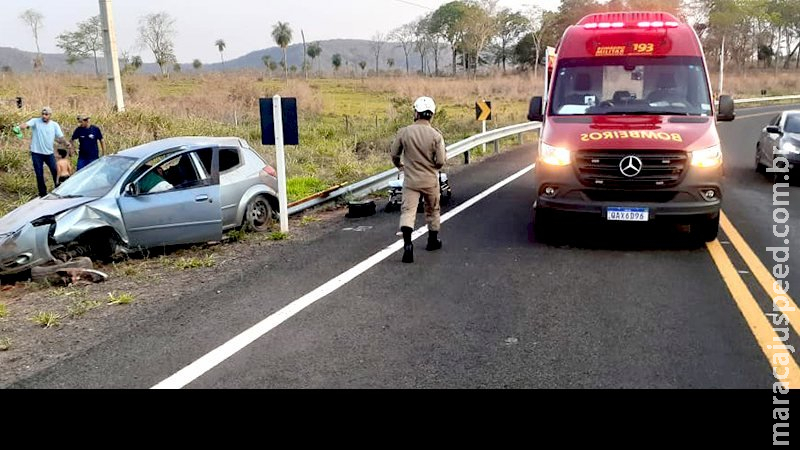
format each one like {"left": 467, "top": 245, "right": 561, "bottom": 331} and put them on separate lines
{"left": 246, "top": 195, "right": 274, "bottom": 232}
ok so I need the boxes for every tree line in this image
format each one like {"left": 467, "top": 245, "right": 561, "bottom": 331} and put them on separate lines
{"left": 12, "top": 1, "right": 800, "bottom": 78}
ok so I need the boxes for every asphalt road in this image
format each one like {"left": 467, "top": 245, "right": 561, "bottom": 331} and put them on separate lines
{"left": 10, "top": 104, "right": 800, "bottom": 389}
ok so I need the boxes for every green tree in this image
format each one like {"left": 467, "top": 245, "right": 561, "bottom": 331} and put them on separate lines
{"left": 56, "top": 15, "right": 103, "bottom": 75}
{"left": 332, "top": 53, "right": 343, "bottom": 73}
{"left": 138, "top": 12, "right": 177, "bottom": 76}
{"left": 131, "top": 55, "right": 143, "bottom": 72}
{"left": 387, "top": 57, "right": 395, "bottom": 69}
{"left": 429, "top": 1, "right": 470, "bottom": 75}
{"left": 173, "top": 62, "right": 182, "bottom": 73}
{"left": 494, "top": 8, "right": 529, "bottom": 73}
{"left": 272, "top": 22, "right": 293, "bottom": 81}
{"left": 307, "top": 42, "right": 323, "bottom": 72}
{"left": 215, "top": 39, "right": 226, "bottom": 69}
{"left": 461, "top": 0, "right": 498, "bottom": 76}
{"left": 192, "top": 59, "right": 202, "bottom": 70}
{"left": 262, "top": 54, "right": 272, "bottom": 76}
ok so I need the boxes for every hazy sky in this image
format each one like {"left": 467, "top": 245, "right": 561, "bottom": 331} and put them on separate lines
{"left": 2, "top": 0, "right": 561, "bottom": 63}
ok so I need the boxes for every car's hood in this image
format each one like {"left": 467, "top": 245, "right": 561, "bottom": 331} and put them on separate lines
{"left": 783, "top": 132, "right": 800, "bottom": 147}
{"left": 542, "top": 115, "right": 719, "bottom": 152}
{"left": 0, "top": 196, "right": 96, "bottom": 233}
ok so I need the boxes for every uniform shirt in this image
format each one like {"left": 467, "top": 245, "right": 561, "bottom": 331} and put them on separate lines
{"left": 71, "top": 125, "right": 104, "bottom": 161}
{"left": 25, "top": 118, "right": 64, "bottom": 155}
{"left": 390, "top": 120, "right": 446, "bottom": 190}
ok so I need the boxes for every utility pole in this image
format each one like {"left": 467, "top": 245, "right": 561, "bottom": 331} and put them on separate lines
{"left": 99, "top": 0, "right": 125, "bottom": 111}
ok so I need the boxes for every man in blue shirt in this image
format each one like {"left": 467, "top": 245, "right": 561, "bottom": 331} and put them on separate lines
{"left": 17, "top": 107, "right": 72, "bottom": 197}
{"left": 71, "top": 114, "right": 106, "bottom": 170}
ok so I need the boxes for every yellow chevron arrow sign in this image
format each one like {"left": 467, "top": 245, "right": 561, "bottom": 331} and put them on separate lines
{"left": 476, "top": 100, "right": 492, "bottom": 121}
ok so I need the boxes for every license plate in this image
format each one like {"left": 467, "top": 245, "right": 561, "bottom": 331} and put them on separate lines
{"left": 607, "top": 207, "right": 649, "bottom": 222}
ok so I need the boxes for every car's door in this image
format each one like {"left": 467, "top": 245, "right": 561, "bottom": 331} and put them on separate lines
{"left": 198, "top": 147, "right": 244, "bottom": 228}
{"left": 118, "top": 148, "right": 222, "bottom": 248}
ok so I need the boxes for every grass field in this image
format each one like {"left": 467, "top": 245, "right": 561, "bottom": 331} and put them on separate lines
{"left": 0, "top": 69, "right": 798, "bottom": 215}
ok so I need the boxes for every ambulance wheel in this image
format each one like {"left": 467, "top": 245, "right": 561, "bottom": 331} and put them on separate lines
{"left": 692, "top": 215, "right": 720, "bottom": 243}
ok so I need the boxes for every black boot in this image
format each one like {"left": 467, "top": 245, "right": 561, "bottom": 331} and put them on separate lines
{"left": 401, "top": 227, "right": 414, "bottom": 263}
{"left": 426, "top": 231, "right": 442, "bottom": 251}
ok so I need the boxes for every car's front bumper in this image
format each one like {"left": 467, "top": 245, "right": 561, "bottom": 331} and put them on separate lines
{"left": 0, "top": 224, "right": 56, "bottom": 275}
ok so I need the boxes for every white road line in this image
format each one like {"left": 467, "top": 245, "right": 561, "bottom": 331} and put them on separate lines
{"left": 152, "top": 164, "right": 536, "bottom": 389}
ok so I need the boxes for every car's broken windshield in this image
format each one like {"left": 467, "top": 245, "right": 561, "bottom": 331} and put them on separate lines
{"left": 51, "top": 156, "right": 136, "bottom": 198}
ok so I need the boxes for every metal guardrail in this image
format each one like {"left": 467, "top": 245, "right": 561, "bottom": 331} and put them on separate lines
{"left": 287, "top": 121, "right": 542, "bottom": 215}
{"left": 288, "top": 93, "right": 800, "bottom": 215}
{"left": 734, "top": 94, "right": 800, "bottom": 104}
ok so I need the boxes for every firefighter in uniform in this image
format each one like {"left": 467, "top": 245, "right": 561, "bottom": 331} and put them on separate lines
{"left": 390, "top": 96, "right": 447, "bottom": 264}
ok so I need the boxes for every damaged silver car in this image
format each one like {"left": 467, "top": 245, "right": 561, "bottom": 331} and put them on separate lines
{"left": 0, "top": 137, "right": 279, "bottom": 276}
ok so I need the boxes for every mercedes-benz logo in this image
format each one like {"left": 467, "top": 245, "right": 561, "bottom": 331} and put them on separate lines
{"left": 620, "top": 155, "right": 644, "bottom": 177}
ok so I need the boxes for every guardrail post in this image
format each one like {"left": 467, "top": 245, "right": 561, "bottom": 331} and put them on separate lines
{"left": 464, "top": 150, "right": 470, "bottom": 165}
{"left": 518, "top": 132, "right": 523, "bottom": 145}
{"left": 494, "top": 139, "right": 499, "bottom": 154}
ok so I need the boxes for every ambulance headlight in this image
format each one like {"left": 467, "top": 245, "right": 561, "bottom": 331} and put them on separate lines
{"left": 691, "top": 145, "right": 723, "bottom": 168}
{"left": 540, "top": 143, "right": 572, "bottom": 166}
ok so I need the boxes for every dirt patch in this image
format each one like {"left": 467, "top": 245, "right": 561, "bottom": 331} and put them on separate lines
{"left": 0, "top": 207, "right": 345, "bottom": 387}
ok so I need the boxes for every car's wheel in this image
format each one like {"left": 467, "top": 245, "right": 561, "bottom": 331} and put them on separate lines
{"left": 69, "top": 228, "right": 120, "bottom": 262}
{"left": 692, "top": 215, "right": 720, "bottom": 243}
{"left": 755, "top": 145, "right": 767, "bottom": 173}
{"left": 245, "top": 195, "right": 274, "bottom": 232}
{"left": 384, "top": 202, "right": 400, "bottom": 213}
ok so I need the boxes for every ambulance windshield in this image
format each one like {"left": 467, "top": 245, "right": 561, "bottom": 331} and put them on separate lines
{"left": 549, "top": 56, "right": 712, "bottom": 116}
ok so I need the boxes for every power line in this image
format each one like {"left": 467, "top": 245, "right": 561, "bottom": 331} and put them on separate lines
{"left": 393, "top": 0, "right": 434, "bottom": 10}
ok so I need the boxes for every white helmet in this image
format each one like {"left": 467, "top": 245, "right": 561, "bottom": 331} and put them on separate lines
{"left": 413, "top": 96, "right": 436, "bottom": 114}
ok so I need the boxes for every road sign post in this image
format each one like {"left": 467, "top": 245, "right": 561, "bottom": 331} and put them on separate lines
{"left": 273, "top": 96, "right": 289, "bottom": 233}
{"left": 260, "top": 96, "right": 299, "bottom": 234}
{"left": 475, "top": 100, "right": 492, "bottom": 162}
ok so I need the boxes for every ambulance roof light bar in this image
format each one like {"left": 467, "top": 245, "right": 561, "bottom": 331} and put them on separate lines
{"left": 584, "top": 21, "right": 679, "bottom": 30}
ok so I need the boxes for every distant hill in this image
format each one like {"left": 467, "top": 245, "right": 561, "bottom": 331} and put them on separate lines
{"left": 0, "top": 40, "right": 451, "bottom": 74}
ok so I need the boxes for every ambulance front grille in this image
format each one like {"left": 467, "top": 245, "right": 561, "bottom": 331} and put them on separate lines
{"left": 575, "top": 150, "right": 688, "bottom": 189}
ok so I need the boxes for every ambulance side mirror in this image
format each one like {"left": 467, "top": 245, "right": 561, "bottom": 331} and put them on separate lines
{"left": 528, "top": 96, "right": 544, "bottom": 122}
{"left": 718, "top": 95, "right": 735, "bottom": 122}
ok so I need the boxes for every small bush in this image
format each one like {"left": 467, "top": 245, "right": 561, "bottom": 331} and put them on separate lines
{"left": 107, "top": 292, "right": 134, "bottom": 305}
{"left": 31, "top": 311, "right": 61, "bottom": 328}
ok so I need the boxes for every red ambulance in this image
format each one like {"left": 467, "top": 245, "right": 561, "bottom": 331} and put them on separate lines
{"left": 528, "top": 12, "right": 735, "bottom": 242}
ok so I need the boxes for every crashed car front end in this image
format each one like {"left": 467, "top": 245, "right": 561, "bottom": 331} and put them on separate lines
{"left": 0, "top": 221, "right": 56, "bottom": 275}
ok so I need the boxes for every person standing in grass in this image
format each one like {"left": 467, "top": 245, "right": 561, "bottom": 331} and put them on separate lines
{"left": 15, "top": 107, "right": 72, "bottom": 197}
{"left": 71, "top": 114, "right": 105, "bottom": 170}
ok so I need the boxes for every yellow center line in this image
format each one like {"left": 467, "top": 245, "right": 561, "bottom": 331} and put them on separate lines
{"left": 720, "top": 211, "right": 800, "bottom": 337}
{"left": 706, "top": 239, "right": 799, "bottom": 387}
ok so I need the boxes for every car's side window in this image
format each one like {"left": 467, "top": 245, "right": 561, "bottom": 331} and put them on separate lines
{"left": 770, "top": 114, "right": 781, "bottom": 126}
{"left": 135, "top": 151, "right": 205, "bottom": 195}
{"left": 219, "top": 148, "right": 241, "bottom": 172}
